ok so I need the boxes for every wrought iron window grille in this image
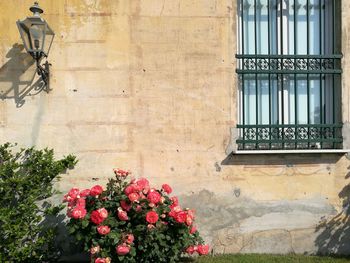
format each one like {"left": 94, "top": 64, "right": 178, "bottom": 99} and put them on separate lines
{"left": 236, "top": 0, "right": 342, "bottom": 151}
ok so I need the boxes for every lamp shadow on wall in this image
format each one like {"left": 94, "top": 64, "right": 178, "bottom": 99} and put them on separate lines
{"left": 0, "top": 43, "right": 48, "bottom": 108}
{"left": 315, "top": 164, "right": 350, "bottom": 255}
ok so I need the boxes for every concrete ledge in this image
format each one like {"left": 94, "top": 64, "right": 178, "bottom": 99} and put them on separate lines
{"left": 233, "top": 149, "right": 350, "bottom": 155}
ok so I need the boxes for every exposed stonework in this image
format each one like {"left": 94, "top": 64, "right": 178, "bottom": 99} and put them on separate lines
{"left": 181, "top": 190, "right": 343, "bottom": 254}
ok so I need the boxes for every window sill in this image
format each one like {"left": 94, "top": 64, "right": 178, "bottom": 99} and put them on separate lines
{"left": 233, "top": 149, "right": 350, "bottom": 155}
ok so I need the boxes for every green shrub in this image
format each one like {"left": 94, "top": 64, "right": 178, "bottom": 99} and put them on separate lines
{"left": 0, "top": 143, "right": 77, "bottom": 262}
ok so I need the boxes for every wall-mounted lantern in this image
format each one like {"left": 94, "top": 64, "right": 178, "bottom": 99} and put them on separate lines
{"left": 16, "top": 2, "right": 54, "bottom": 88}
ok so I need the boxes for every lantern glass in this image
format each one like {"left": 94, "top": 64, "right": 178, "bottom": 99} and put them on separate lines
{"left": 29, "top": 24, "right": 45, "bottom": 50}
{"left": 17, "top": 16, "right": 54, "bottom": 59}
{"left": 16, "top": 20, "right": 31, "bottom": 53}
{"left": 42, "top": 24, "right": 55, "bottom": 56}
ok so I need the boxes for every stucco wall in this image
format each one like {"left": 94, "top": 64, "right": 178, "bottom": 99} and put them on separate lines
{"left": 0, "top": 0, "right": 350, "bottom": 256}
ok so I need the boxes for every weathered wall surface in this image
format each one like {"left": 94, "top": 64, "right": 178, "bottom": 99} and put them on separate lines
{"left": 0, "top": 0, "right": 350, "bottom": 256}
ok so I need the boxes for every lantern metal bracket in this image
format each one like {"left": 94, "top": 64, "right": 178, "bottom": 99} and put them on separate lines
{"left": 36, "top": 58, "right": 51, "bottom": 91}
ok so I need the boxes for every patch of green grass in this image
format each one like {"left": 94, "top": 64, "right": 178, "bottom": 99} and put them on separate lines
{"left": 195, "top": 254, "right": 350, "bottom": 263}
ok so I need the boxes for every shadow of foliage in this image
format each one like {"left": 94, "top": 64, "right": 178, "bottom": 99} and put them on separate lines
{"left": 315, "top": 165, "right": 350, "bottom": 255}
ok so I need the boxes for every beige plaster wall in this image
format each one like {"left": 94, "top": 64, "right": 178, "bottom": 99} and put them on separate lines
{"left": 0, "top": 0, "right": 350, "bottom": 255}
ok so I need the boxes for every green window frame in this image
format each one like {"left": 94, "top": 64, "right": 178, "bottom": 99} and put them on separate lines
{"left": 236, "top": 0, "right": 343, "bottom": 151}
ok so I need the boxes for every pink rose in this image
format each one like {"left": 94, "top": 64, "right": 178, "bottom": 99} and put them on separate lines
{"left": 124, "top": 185, "right": 136, "bottom": 195}
{"left": 90, "top": 210, "right": 105, "bottom": 225}
{"left": 187, "top": 209, "right": 195, "bottom": 219}
{"left": 105, "top": 258, "right": 111, "bottom": 263}
{"left": 175, "top": 211, "right": 187, "bottom": 223}
{"left": 63, "top": 194, "right": 72, "bottom": 203}
{"left": 97, "top": 225, "right": 111, "bottom": 235}
{"left": 170, "top": 196, "right": 179, "bottom": 206}
{"left": 68, "top": 187, "right": 80, "bottom": 199}
{"left": 97, "top": 208, "right": 108, "bottom": 219}
{"left": 95, "top": 258, "right": 106, "bottom": 263}
{"left": 136, "top": 178, "right": 150, "bottom": 190}
{"left": 190, "top": 225, "right": 197, "bottom": 234}
{"left": 80, "top": 189, "right": 90, "bottom": 197}
{"left": 168, "top": 210, "right": 176, "bottom": 218}
{"left": 90, "top": 185, "right": 103, "bottom": 196}
{"left": 186, "top": 215, "right": 193, "bottom": 226}
{"left": 169, "top": 206, "right": 182, "bottom": 217}
{"left": 128, "top": 192, "right": 140, "bottom": 203}
{"left": 162, "top": 184, "right": 172, "bottom": 194}
{"left": 169, "top": 205, "right": 182, "bottom": 218}
{"left": 71, "top": 206, "right": 87, "bottom": 219}
{"left": 146, "top": 211, "right": 159, "bottom": 224}
{"left": 147, "top": 191, "right": 161, "bottom": 204}
{"left": 125, "top": 234, "right": 134, "bottom": 244}
{"left": 76, "top": 198, "right": 86, "bottom": 207}
{"left": 120, "top": 200, "right": 131, "bottom": 211}
{"left": 186, "top": 246, "right": 197, "bottom": 255}
{"left": 63, "top": 187, "right": 80, "bottom": 202}
{"left": 114, "top": 168, "right": 130, "bottom": 177}
{"left": 197, "top": 244, "right": 210, "bottom": 255}
{"left": 116, "top": 244, "right": 130, "bottom": 255}
{"left": 118, "top": 208, "right": 129, "bottom": 221}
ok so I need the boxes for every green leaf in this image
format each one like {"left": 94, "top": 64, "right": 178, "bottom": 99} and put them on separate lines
{"left": 68, "top": 227, "right": 76, "bottom": 234}
{"left": 82, "top": 219, "right": 89, "bottom": 228}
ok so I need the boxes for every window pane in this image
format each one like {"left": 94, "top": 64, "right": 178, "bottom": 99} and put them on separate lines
{"left": 258, "top": 74, "right": 269, "bottom": 124}
{"left": 244, "top": 75, "right": 256, "bottom": 124}
{"left": 243, "top": 0, "right": 256, "bottom": 54}
{"left": 256, "top": 0, "right": 269, "bottom": 54}
{"left": 295, "top": 0, "right": 307, "bottom": 55}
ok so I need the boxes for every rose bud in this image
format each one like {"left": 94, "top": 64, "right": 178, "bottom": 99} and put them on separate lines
{"left": 147, "top": 224, "right": 156, "bottom": 230}
{"left": 117, "top": 208, "right": 129, "bottom": 221}
{"left": 125, "top": 234, "right": 134, "bottom": 244}
{"left": 90, "top": 245, "right": 100, "bottom": 255}
{"left": 190, "top": 225, "right": 197, "bottom": 234}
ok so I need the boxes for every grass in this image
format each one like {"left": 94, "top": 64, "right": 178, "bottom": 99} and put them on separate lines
{"left": 194, "top": 254, "right": 350, "bottom": 263}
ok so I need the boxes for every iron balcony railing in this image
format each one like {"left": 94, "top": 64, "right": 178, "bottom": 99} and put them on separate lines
{"left": 236, "top": 124, "right": 343, "bottom": 150}
{"left": 236, "top": 54, "right": 343, "bottom": 75}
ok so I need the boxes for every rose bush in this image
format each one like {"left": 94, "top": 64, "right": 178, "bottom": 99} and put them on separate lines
{"left": 64, "top": 169, "right": 209, "bottom": 262}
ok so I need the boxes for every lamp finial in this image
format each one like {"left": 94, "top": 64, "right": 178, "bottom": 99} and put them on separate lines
{"left": 29, "top": 2, "right": 44, "bottom": 16}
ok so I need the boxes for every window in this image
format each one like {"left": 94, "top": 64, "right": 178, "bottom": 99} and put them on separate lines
{"left": 236, "top": 0, "right": 342, "bottom": 150}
